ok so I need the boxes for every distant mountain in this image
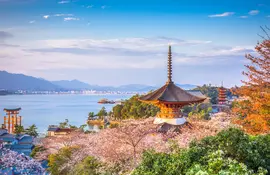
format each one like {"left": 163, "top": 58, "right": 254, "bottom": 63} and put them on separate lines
{"left": 116, "top": 84, "right": 157, "bottom": 92}
{"left": 51, "top": 80, "right": 92, "bottom": 90}
{"left": 0, "top": 71, "right": 60, "bottom": 91}
{"left": 0, "top": 71, "right": 198, "bottom": 92}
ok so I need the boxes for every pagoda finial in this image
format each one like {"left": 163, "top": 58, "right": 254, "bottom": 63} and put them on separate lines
{"left": 167, "top": 45, "right": 173, "bottom": 83}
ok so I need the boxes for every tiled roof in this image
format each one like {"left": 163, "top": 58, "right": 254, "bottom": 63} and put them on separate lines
{"left": 10, "top": 144, "right": 34, "bottom": 149}
{"left": 140, "top": 82, "right": 206, "bottom": 103}
{"left": 0, "top": 133, "right": 16, "bottom": 142}
{"left": 56, "top": 128, "right": 72, "bottom": 132}
{"left": 48, "top": 127, "right": 60, "bottom": 132}
{"left": 0, "top": 129, "right": 8, "bottom": 136}
{"left": 18, "top": 135, "right": 33, "bottom": 143}
{"left": 187, "top": 90, "right": 207, "bottom": 99}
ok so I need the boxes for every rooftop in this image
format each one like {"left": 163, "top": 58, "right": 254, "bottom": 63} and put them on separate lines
{"left": 140, "top": 83, "right": 206, "bottom": 103}
{"left": 3, "top": 107, "right": 22, "bottom": 112}
{"left": 139, "top": 46, "right": 206, "bottom": 104}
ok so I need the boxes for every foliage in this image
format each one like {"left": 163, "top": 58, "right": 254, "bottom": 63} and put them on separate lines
{"left": 48, "top": 146, "right": 79, "bottom": 175}
{"left": 59, "top": 119, "right": 78, "bottom": 129}
{"left": 59, "top": 119, "right": 69, "bottom": 128}
{"left": 109, "top": 122, "right": 120, "bottom": 128}
{"left": 25, "top": 124, "right": 38, "bottom": 137}
{"left": 133, "top": 128, "right": 269, "bottom": 175}
{"left": 233, "top": 30, "right": 270, "bottom": 135}
{"left": 14, "top": 125, "right": 24, "bottom": 135}
{"left": 112, "top": 94, "right": 159, "bottom": 120}
{"left": 97, "top": 107, "right": 107, "bottom": 120}
{"left": 0, "top": 148, "right": 44, "bottom": 174}
{"left": 185, "top": 103, "right": 213, "bottom": 120}
{"left": 39, "top": 115, "right": 231, "bottom": 173}
{"left": 79, "top": 124, "right": 87, "bottom": 130}
{"left": 88, "top": 112, "right": 96, "bottom": 120}
{"left": 186, "top": 150, "right": 268, "bottom": 175}
{"left": 193, "top": 84, "right": 218, "bottom": 104}
{"left": 30, "top": 145, "right": 46, "bottom": 158}
{"left": 69, "top": 156, "right": 103, "bottom": 175}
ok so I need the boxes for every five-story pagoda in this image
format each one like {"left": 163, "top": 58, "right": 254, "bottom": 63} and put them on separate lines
{"left": 139, "top": 45, "right": 206, "bottom": 126}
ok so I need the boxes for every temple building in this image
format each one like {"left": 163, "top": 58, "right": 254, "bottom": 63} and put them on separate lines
{"left": 218, "top": 84, "right": 227, "bottom": 105}
{"left": 3, "top": 108, "right": 22, "bottom": 134}
{"left": 139, "top": 45, "right": 206, "bottom": 126}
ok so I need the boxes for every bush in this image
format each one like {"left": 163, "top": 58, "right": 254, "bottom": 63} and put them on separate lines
{"left": 48, "top": 146, "right": 79, "bottom": 175}
{"left": 109, "top": 122, "right": 120, "bottom": 128}
{"left": 186, "top": 150, "right": 268, "bottom": 175}
{"left": 70, "top": 156, "right": 102, "bottom": 175}
{"left": 187, "top": 103, "right": 212, "bottom": 120}
{"left": 30, "top": 145, "right": 46, "bottom": 158}
{"left": 133, "top": 128, "right": 269, "bottom": 175}
{"left": 112, "top": 95, "right": 159, "bottom": 120}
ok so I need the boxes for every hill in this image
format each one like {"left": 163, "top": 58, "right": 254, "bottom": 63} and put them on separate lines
{"left": 51, "top": 80, "right": 91, "bottom": 90}
{"left": 0, "top": 71, "right": 197, "bottom": 92}
{"left": 0, "top": 71, "right": 60, "bottom": 91}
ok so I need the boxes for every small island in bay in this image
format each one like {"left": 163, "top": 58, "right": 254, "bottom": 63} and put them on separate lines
{"left": 98, "top": 98, "right": 116, "bottom": 104}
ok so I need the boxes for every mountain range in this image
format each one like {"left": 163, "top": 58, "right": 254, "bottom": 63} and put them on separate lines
{"left": 0, "top": 71, "right": 197, "bottom": 92}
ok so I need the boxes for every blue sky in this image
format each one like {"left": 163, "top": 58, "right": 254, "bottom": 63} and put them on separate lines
{"left": 0, "top": 0, "right": 269, "bottom": 87}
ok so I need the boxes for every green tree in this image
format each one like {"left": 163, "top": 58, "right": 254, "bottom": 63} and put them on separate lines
{"left": 30, "top": 145, "right": 46, "bottom": 158}
{"left": 112, "top": 105, "right": 123, "bottom": 120}
{"left": 193, "top": 84, "right": 218, "bottom": 104}
{"left": 112, "top": 95, "right": 159, "bottom": 120}
{"left": 48, "top": 146, "right": 78, "bottom": 175}
{"left": 25, "top": 124, "right": 38, "bottom": 137}
{"left": 79, "top": 124, "right": 87, "bottom": 130}
{"left": 88, "top": 112, "right": 95, "bottom": 120}
{"left": 133, "top": 128, "right": 270, "bottom": 175}
{"left": 70, "top": 156, "right": 102, "bottom": 175}
{"left": 14, "top": 125, "right": 24, "bottom": 135}
{"left": 97, "top": 107, "right": 107, "bottom": 119}
{"left": 59, "top": 119, "right": 69, "bottom": 128}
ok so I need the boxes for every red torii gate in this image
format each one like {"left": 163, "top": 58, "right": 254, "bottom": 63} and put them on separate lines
{"left": 3, "top": 108, "right": 22, "bottom": 133}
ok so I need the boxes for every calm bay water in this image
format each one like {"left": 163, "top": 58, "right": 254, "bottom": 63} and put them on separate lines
{"left": 0, "top": 94, "right": 132, "bottom": 133}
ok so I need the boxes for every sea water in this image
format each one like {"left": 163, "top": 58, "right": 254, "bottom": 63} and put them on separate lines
{"left": 0, "top": 94, "right": 132, "bottom": 133}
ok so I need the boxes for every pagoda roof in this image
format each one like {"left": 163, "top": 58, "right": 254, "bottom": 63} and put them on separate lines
{"left": 140, "top": 82, "right": 206, "bottom": 103}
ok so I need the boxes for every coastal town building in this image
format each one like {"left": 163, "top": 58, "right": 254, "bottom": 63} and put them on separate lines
{"left": 3, "top": 108, "right": 22, "bottom": 134}
{"left": 47, "top": 125, "right": 74, "bottom": 136}
{"left": 139, "top": 45, "right": 206, "bottom": 126}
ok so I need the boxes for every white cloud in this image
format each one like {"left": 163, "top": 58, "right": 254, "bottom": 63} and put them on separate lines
{"left": 87, "top": 5, "right": 93, "bottom": 8}
{"left": 39, "top": 37, "right": 211, "bottom": 50}
{"left": 248, "top": 10, "right": 259, "bottom": 15}
{"left": 267, "top": 15, "right": 270, "bottom": 18}
{"left": 58, "top": 0, "right": 69, "bottom": 4}
{"left": 54, "top": 14, "right": 73, "bottom": 17}
{"left": 208, "top": 12, "right": 235, "bottom": 18}
{"left": 101, "top": 5, "right": 107, "bottom": 9}
{"left": 239, "top": 16, "right": 248, "bottom": 19}
{"left": 43, "top": 15, "right": 50, "bottom": 19}
{"left": 29, "top": 20, "right": 35, "bottom": 24}
{"left": 64, "top": 17, "right": 80, "bottom": 21}
{"left": 0, "top": 36, "right": 252, "bottom": 81}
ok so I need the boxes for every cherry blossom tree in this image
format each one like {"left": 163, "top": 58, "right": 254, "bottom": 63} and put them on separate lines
{"left": 0, "top": 148, "right": 45, "bottom": 174}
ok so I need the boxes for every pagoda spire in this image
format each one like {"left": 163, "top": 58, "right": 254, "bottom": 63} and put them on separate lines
{"left": 167, "top": 45, "right": 173, "bottom": 84}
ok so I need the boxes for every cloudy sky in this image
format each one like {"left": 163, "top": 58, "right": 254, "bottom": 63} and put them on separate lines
{"left": 0, "top": 0, "right": 269, "bottom": 87}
